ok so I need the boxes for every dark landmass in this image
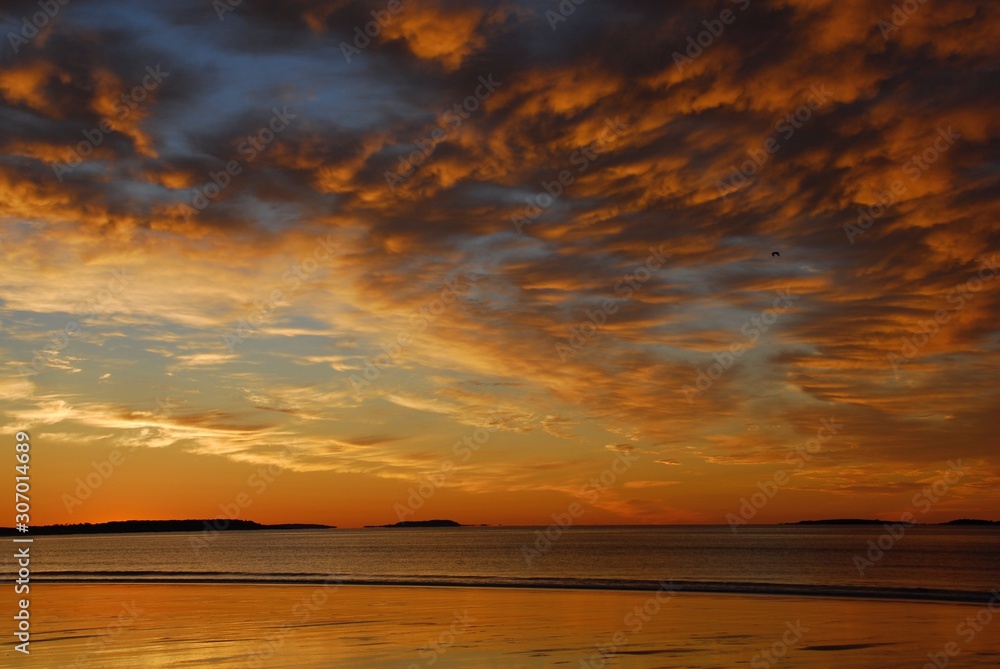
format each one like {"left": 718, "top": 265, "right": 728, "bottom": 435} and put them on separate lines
{"left": 0, "top": 520, "right": 335, "bottom": 536}
{"left": 787, "top": 518, "right": 997, "bottom": 526}
{"left": 788, "top": 519, "right": 904, "bottom": 525}
{"left": 364, "top": 519, "right": 462, "bottom": 528}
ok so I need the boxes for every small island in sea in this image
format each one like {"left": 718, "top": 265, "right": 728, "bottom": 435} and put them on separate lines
{"left": 0, "top": 519, "right": 335, "bottom": 536}
{"left": 788, "top": 518, "right": 909, "bottom": 525}
{"left": 364, "top": 519, "right": 464, "bottom": 528}
{"left": 785, "top": 518, "right": 998, "bottom": 526}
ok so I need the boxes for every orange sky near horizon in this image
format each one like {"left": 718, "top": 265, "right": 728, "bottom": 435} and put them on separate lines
{"left": 1, "top": 0, "right": 998, "bottom": 529}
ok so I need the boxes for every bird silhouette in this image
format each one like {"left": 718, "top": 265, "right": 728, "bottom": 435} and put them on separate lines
{"left": 772, "top": 252, "right": 780, "bottom": 257}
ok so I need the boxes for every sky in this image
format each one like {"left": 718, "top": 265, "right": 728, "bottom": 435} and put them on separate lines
{"left": 0, "top": 0, "right": 998, "bottom": 528}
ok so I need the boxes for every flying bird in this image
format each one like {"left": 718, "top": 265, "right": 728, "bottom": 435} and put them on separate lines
{"left": 772, "top": 252, "right": 780, "bottom": 257}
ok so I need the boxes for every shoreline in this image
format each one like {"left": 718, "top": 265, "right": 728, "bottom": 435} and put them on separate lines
{"left": 24, "top": 576, "right": 998, "bottom": 605}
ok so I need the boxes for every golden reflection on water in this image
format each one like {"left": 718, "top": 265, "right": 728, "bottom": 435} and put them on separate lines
{"left": 6, "top": 584, "right": 999, "bottom": 668}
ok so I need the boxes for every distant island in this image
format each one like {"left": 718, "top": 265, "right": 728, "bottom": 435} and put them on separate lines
{"left": 0, "top": 520, "right": 335, "bottom": 536}
{"left": 365, "top": 519, "right": 463, "bottom": 528}
{"left": 787, "top": 518, "right": 997, "bottom": 526}
{"left": 790, "top": 519, "right": 909, "bottom": 525}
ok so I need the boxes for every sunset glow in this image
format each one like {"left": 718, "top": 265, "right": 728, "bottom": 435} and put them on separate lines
{"left": 2, "top": 0, "right": 998, "bottom": 529}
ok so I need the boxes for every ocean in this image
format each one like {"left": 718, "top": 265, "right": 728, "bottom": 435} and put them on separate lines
{"left": 28, "top": 525, "right": 1000, "bottom": 601}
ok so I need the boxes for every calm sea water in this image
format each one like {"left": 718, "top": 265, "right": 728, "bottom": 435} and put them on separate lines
{"left": 22, "top": 526, "right": 1000, "bottom": 601}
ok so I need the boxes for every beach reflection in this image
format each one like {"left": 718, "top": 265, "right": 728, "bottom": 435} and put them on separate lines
{"left": 7, "top": 584, "right": 1000, "bottom": 668}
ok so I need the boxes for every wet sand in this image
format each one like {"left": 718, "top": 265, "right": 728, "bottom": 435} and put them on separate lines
{"left": 6, "top": 584, "right": 1000, "bottom": 668}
